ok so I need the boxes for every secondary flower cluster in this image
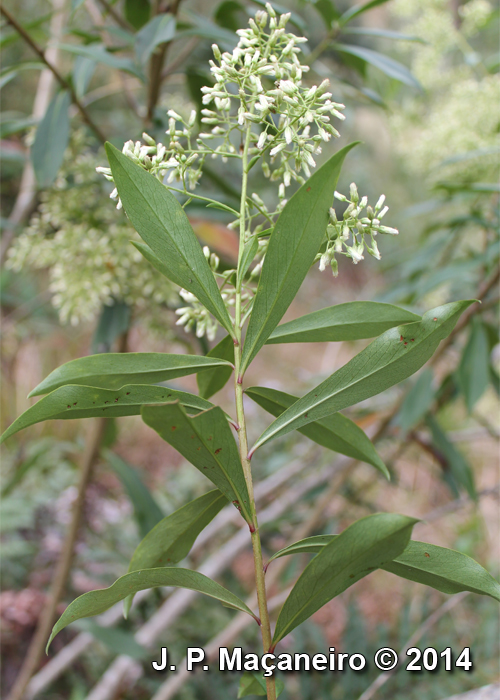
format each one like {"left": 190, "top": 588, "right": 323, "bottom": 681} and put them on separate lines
{"left": 317, "top": 184, "right": 398, "bottom": 276}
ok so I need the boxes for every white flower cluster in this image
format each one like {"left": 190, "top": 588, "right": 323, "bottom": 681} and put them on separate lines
{"left": 200, "top": 3, "right": 346, "bottom": 194}
{"left": 317, "top": 185, "right": 398, "bottom": 276}
{"left": 7, "top": 134, "right": 176, "bottom": 326}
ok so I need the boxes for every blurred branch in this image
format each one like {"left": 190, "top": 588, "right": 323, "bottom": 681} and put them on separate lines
{"left": 0, "top": 5, "right": 106, "bottom": 143}
{"left": 161, "top": 37, "right": 199, "bottom": 78}
{"left": 96, "top": 0, "right": 132, "bottom": 31}
{"left": 357, "top": 593, "right": 469, "bottom": 700}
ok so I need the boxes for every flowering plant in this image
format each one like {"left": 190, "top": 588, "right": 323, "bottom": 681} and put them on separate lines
{"left": 2, "top": 7, "right": 498, "bottom": 700}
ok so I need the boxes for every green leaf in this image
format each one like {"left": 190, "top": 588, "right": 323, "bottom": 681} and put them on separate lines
{"left": 105, "top": 143, "right": 234, "bottom": 336}
{"left": 238, "top": 236, "right": 259, "bottom": 286}
{"left": 241, "top": 143, "right": 359, "bottom": 373}
{"left": 123, "top": 490, "right": 227, "bottom": 616}
{"left": 426, "top": 415, "right": 476, "bottom": 500}
{"left": 125, "top": 0, "right": 151, "bottom": 29}
{"left": 238, "top": 672, "right": 285, "bottom": 698}
{"left": 396, "top": 368, "right": 435, "bottom": 432}
{"left": 197, "top": 335, "right": 235, "bottom": 400}
{"left": 74, "top": 619, "right": 148, "bottom": 659}
{"left": 268, "top": 537, "right": 500, "bottom": 602}
{"left": 31, "top": 90, "right": 71, "bottom": 188}
{"left": 29, "top": 352, "right": 231, "bottom": 397}
{"left": 135, "top": 13, "right": 176, "bottom": 65}
{"left": 47, "top": 567, "right": 257, "bottom": 651}
{"left": 266, "top": 302, "right": 421, "bottom": 344}
{"left": 339, "top": 0, "right": 390, "bottom": 25}
{"left": 271, "top": 513, "right": 417, "bottom": 647}
{"left": 141, "top": 403, "right": 252, "bottom": 523}
{"left": 0, "top": 384, "right": 215, "bottom": 444}
{"left": 312, "top": 0, "right": 340, "bottom": 28}
{"left": 245, "top": 387, "right": 388, "bottom": 478}
{"left": 342, "top": 27, "right": 425, "bottom": 42}
{"left": 72, "top": 56, "right": 96, "bottom": 99}
{"left": 214, "top": 1, "right": 245, "bottom": 32}
{"left": 91, "top": 302, "right": 131, "bottom": 354}
{"left": 105, "top": 451, "right": 164, "bottom": 540}
{"left": 58, "top": 44, "right": 144, "bottom": 80}
{"left": 250, "top": 301, "right": 474, "bottom": 455}
{"left": 332, "top": 43, "right": 421, "bottom": 89}
{"left": 457, "top": 317, "right": 490, "bottom": 413}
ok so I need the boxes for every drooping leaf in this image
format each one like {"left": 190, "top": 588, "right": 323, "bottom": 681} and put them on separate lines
{"left": 332, "top": 44, "right": 421, "bottom": 89}
{"left": 312, "top": 0, "right": 340, "bottom": 28}
{"left": 238, "top": 672, "right": 285, "bottom": 698}
{"left": 266, "top": 301, "right": 420, "bottom": 344}
{"left": 91, "top": 302, "right": 131, "bottom": 354}
{"left": 141, "top": 403, "right": 252, "bottom": 523}
{"left": 245, "top": 387, "right": 388, "bottom": 478}
{"left": 31, "top": 90, "right": 71, "bottom": 188}
{"left": 197, "top": 335, "right": 235, "bottom": 399}
{"left": 125, "top": 0, "right": 151, "bottom": 29}
{"left": 29, "top": 353, "right": 232, "bottom": 397}
{"left": 105, "top": 451, "right": 164, "bottom": 540}
{"left": 238, "top": 236, "right": 259, "bottom": 286}
{"left": 74, "top": 619, "right": 148, "bottom": 659}
{"left": 268, "top": 537, "right": 500, "bottom": 602}
{"left": 250, "top": 301, "right": 474, "bottom": 455}
{"left": 426, "top": 415, "right": 476, "bottom": 500}
{"left": 58, "top": 44, "right": 144, "bottom": 79}
{"left": 339, "top": 0, "right": 391, "bottom": 25}
{"left": 214, "top": 0, "right": 245, "bottom": 31}
{"left": 396, "top": 368, "right": 435, "bottom": 432}
{"left": 457, "top": 317, "right": 490, "bottom": 413}
{"left": 47, "top": 568, "right": 258, "bottom": 651}
{"left": 0, "top": 385, "right": 215, "bottom": 444}
{"left": 135, "top": 13, "right": 176, "bottom": 65}
{"left": 72, "top": 56, "right": 96, "bottom": 99}
{"left": 271, "top": 513, "right": 417, "bottom": 647}
{"left": 174, "top": 15, "right": 237, "bottom": 50}
{"left": 105, "top": 143, "right": 233, "bottom": 336}
{"left": 241, "top": 143, "right": 359, "bottom": 373}
{"left": 123, "top": 490, "right": 227, "bottom": 616}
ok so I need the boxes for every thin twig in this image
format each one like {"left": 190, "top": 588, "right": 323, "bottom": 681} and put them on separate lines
{"left": 96, "top": 0, "right": 133, "bottom": 31}
{"left": 0, "top": 4, "right": 106, "bottom": 143}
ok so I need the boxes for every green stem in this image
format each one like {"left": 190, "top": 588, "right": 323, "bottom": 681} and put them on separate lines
{"left": 233, "top": 125, "right": 277, "bottom": 700}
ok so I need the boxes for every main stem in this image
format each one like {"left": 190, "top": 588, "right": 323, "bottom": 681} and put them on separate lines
{"left": 233, "top": 127, "right": 276, "bottom": 700}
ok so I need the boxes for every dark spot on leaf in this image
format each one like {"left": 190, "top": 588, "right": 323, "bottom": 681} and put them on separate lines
{"left": 67, "top": 405, "right": 71, "bottom": 409}
{"left": 197, "top": 447, "right": 201, "bottom": 451}
{"left": 433, "top": 317, "right": 437, "bottom": 321}
{"left": 171, "top": 425, "right": 177, "bottom": 431}
{"left": 126, "top": 392, "right": 130, "bottom": 395}
{"left": 304, "top": 413, "right": 308, "bottom": 418}
{"left": 115, "top": 398, "right": 119, "bottom": 402}
{"left": 73, "top": 403, "right": 77, "bottom": 406}
{"left": 306, "top": 186, "right": 311, "bottom": 192}
{"left": 191, "top": 434, "right": 195, "bottom": 439}
{"left": 400, "top": 335, "right": 404, "bottom": 342}
{"left": 404, "top": 342, "right": 407, "bottom": 346}
{"left": 208, "top": 436, "right": 212, "bottom": 441}
{"left": 411, "top": 339, "right": 415, "bottom": 342}
{"left": 215, "top": 448, "right": 222, "bottom": 454}
{"left": 349, "top": 574, "right": 355, "bottom": 578}
{"left": 167, "top": 394, "right": 172, "bottom": 397}
{"left": 104, "top": 401, "right": 109, "bottom": 404}
{"left": 424, "top": 552, "right": 430, "bottom": 558}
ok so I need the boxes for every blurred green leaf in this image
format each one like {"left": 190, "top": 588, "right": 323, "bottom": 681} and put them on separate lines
{"left": 396, "top": 368, "right": 435, "bottom": 432}
{"left": 91, "top": 302, "right": 131, "bottom": 354}
{"left": 266, "top": 301, "right": 420, "bottom": 344}
{"left": 342, "top": 27, "right": 425, "bottom": 42}
{"left": 457, "top": 317, "right": 490, "bottom": 413}
{"left": 214, "top": 1, "right": 245, "bottom": 31}
{"left": 125, "top": 0, "right": 151, "bottom": 29}
{"left": 135, "top": 13, "right": 176, "bottom": 65}
{"left": 197, "top": 334, "right": 235, "bottom": 400}
{"left": 58, "top": 43, "right": 144, "bottom": 79}
{"left": 105, "top": 451, "right": 163, "bottom": 539}
{"left": 106, "top": 143, "right": 234, "bottom": 336}
{"left": 72, "top": 56, "right": 96, "bottom": 99}
{"left": 238, "top": 672, "right": 285, "bottom": 697}
{"left": 332, "top": 44, "right": 421, "bottom": 89}
{"left": 339, "top": 0, "right": 391, "bottom": 26}
{"left": 426, "top": 415, "right": 476, "bottom": 500}
{"left": 31, "top": 90, "right": 71, "bottom": 188}
{"left": 272, "top": 513, "right": 417, "bottom": 646}
{"left": 310, "top": 0, "right": 340, "bottom": 27}
{"left": 29, "top": 352, "right": 232, "bottom": 396}
{"left": 48, "top": 568, "right": 257, "bottom": 650}
{"left": 141, "top": 403, "right": 252, "bottom": 523}
{"left": 0, "top": 385, "right": 215, "bottom": 444}
{"left": 251, "top": 301, "right": 474, "bottom": 454}
{"left": 245, "top": 386, "right": 388, "bottom": 477}
{"left": 74, "top": 619, "right": 148, "bottom": 659}
{"left": 242, "top": 143, "right": 358, "bottom": 373}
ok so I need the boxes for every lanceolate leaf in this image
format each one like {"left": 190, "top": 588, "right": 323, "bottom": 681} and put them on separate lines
{"left": 29, "top": 353, "right": 232, "bottom": 396}
{"left": 457, "top": 317, "right": 490, "bottom": 414}
{"left": 266, "top": 302, "right": 420, "bottom": 344}
{"left": 271, "top": 513, "right": 417, "bottom": 648}
{"left": 105, "top": 451, "right": 164, "bottom": 540}
{"left": 0, "top": 385, "right": 215, "bottom": 444}
{"left": 238, "top": 672, "right": 285, "bottom": 698}
{"left": 141, "top": 403, "right": 252, "bottom": 523}
{"left": 47, "top": 568, "right": 258, "bottom": 651}
{"left": 31, "top": 90, "right": 71, "bottom": 188}
{"left": 105, "top": 143, "right": 234, "bottom": 336}
{"left": 135, "top": 13, "right": 176, "bottom": 65}
{"left": 197, "top": 334, "right": 235, "bottom": 399}
{"left": 339, "top": 0, "right": 391, "bottom": 26}
{"left": 241, "top": 143, "right": 359, "bottom": 373}
{"left": 245, "top": 387, "right": 388, "bottom": 478}
{"left": 250, "top": 301, "right": 474, "bottom": 455}
{"left": 268, "top": 537, "right": 500, "bottom": 602}
{"left": 332, "top": 44, "right": 421, "bottom": 90}
{"left": 426, "top": 415, "right": 476, "bottom": 500}
{"left": 123, "top": 490, "right": 227, "bottom": 616}
{"left": 396, "top": 368, "right": 435, "bottom": 432}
